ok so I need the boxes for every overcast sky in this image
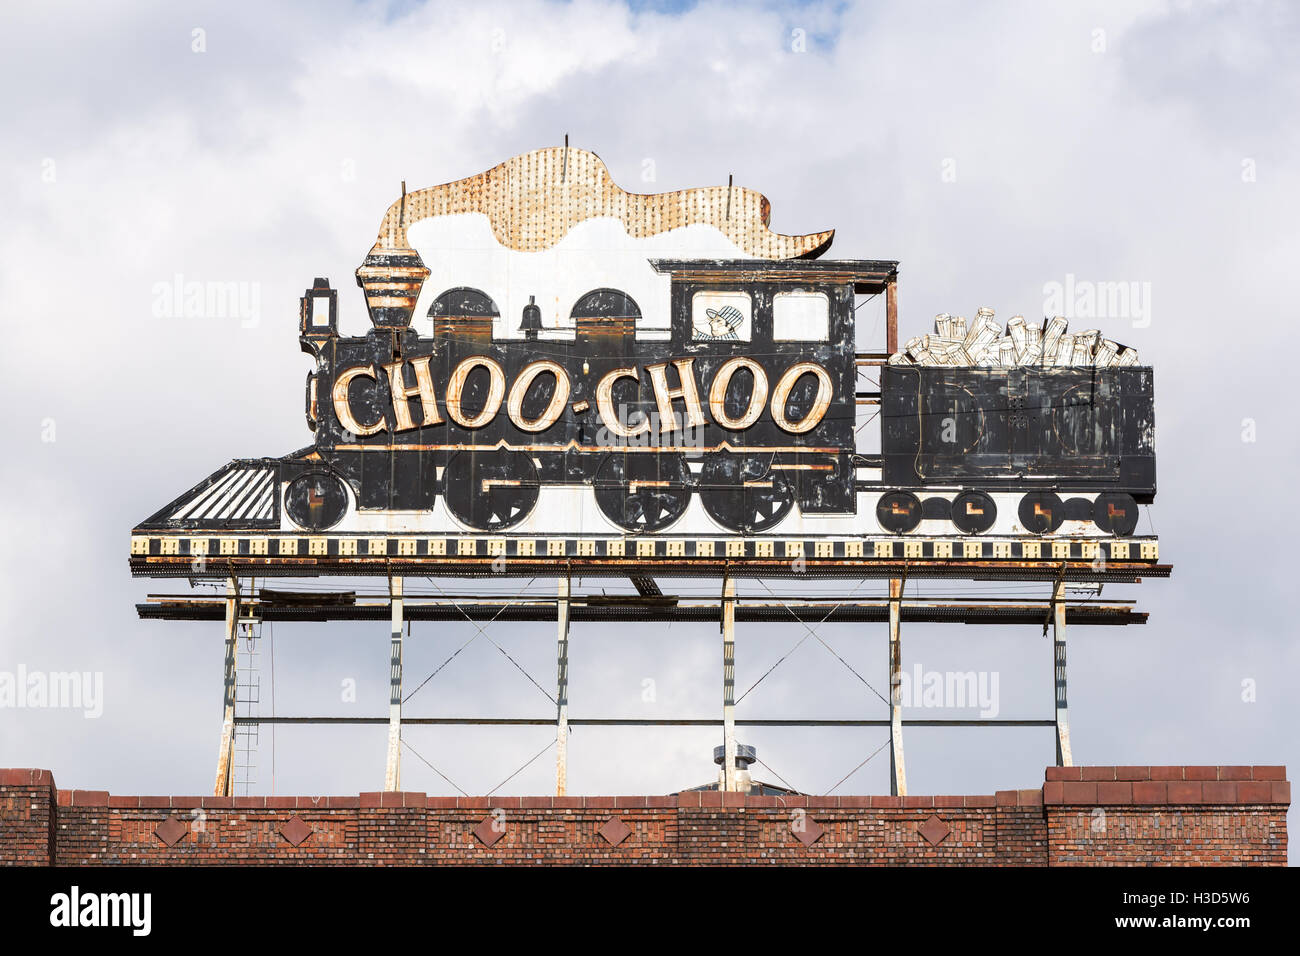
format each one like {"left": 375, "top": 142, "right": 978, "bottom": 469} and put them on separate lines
{"left": 1, "top": 0, "right": 1296, "bottom": 849}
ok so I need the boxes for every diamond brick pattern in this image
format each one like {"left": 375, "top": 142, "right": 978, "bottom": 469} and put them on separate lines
{"left": 473, "top": 814, "right": 507, "bottom": 847}
{"left": 598, "top": 816, "right": 633, "bottom": 846}
{"left": 792, "top": 814, "right": 825, "bottom": 846}
{"left": 154, "top": 815, "right": 187, "bottom": 847}
{"left": 280, "top": 815, "right": 312, "bottom": 847}
{"left": 918, "top": 814, "right": 951, "bottom": 846}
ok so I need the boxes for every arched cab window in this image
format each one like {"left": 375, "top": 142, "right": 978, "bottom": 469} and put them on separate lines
{"left": 570, "top": 288, "right": 641, "bottom": 337}
{"left": 429, "top": 287, "right": 500, "bottom": 339}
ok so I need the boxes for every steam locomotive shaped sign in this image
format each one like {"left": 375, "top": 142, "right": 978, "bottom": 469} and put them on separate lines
{"left": 302, "top": 264, "right": 859, "bottom": 535}
{"left": 132, "top": 146, "right": 1157, "bottom": 570}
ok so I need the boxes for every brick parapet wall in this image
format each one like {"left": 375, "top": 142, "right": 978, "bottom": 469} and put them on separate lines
{"left": 1, "top": 767, "right": 1287, "bottom": 866}
{"left": 0, "top": 769, "right": 55, "bottom": 866}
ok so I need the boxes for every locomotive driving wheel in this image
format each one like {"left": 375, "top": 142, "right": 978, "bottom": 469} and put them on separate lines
{"left": 594, "top": 452, "right": 692, "bottom": 533}
{"left": 700, "top": 455, "right": 795, "bottom": 534}
{"left": 443, "top": 449, "right": 539, "bottom": 531}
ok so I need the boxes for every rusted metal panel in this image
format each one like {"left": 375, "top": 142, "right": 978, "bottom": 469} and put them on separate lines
{"left": 363, "top": 146, "right": 833, "bottom": 263}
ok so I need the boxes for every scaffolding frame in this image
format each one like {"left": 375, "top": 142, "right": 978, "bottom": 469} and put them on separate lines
{"left": 167, "top": 559, "right": 1143, "bottom": 799}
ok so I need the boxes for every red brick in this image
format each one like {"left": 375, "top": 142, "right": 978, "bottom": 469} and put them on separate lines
{"left": 326, "top": 796, "right": 360, "bottom": 809}
{"left": 1185, "top": 767, "right": 1217, "bottom": 781}
{"left": 0, "top": 769, "right": 53, "bottom": 786}
{"left": 359, "top": 792, "right": 383, "bottom": 808}
{"left": 265, "top": 796, "right": 296, "bottom": 809}
{"left": 1237, "top": 781, "right": 1272, "bottom": 804}
{"left": 902, "top": 795, "right": 934, "bottom": 808}
{"left": 614, "top": 796, "right": 646, "bottom": 808}
{"left": 1061, "top": 781, "right": 1097, "bottom": 804}
{"left": 56, "top": 790, "right": 72, "bottom": 806}
{"left": 645, "top": 795, "right": 675, "bottom": 808}
{"left": 168, "top": 796, "right": 203, "bottom": 809}
{"left": 870, "top": 795, "right": 902, "bottom": 808}
{"left": 1096, "top": 782, "right": 1133, "bottom": 804}
{"left": 1042, "top": 782, "right": 1064, "bottom": 805}
{"left": 1149, "top": 766, "right": 1184, "bottom": 781}
{"left": 139, "top": 796, "right": 172, "bottom": 808}
{"left": 934, "top": 795, "right": 965, "bottom": 808}
{"left": 675, "top": 792, "right": 700, "bottom": 808}
{"left": 1114, "top": 766, "right": 1150, "bottom": 781}
{"left": 455, "top": 797, "right": 488, "bottom": 810}
{"left": 836, "top": 796, "right": 870, "bottom": 809}
{"left": 1166, "top": 781, "right": 1202, "bottom": 804}
{"left": 1252, "top": 766, "right": 1286, "bottom": 780}
{"left": 1017, "top": 789, "right": 1043, "bottom": 807}
{"left": 1045, "top": 767, "right": 1082, "bottom": 781}
{"left": 1133, "top": 782, "right": 1168, "bottom": 804}
{"left": 1081, "top": 767, "right": 1116, "bottom": 781}
{"left": 202, "top": 796, "right": 234, "bottom": 809}
{"left": 1271, "top": 782, "right": 1291, "bottom": 804}
{"left": 487, "top": 796, "right": 520, "bottom": 810}
{"left": 698, "top": 792, "right": 723, "bottom": 807}
{"left": 521, "top": 797, "right": 552, "bottom": 809}
{"left": 426, "top": 797, "right": 459, "bottom": 809}
{"left": 232, "top": 796, "right": 266, "bottom": 809}
{"left": 583, "top": 796, "right": 616, "bottom": 808}
{"left": 996, "top": 789, "right": 1018, "bottom": 807}
{"left": 806, "top": 796, "right": 838, "bottom": 808}
{"left": 964, "top": 795, "right": 997, "bottom": 808}
{"left": 553, "top": 796, "right": 583, "bottom": 809}
{"left": 402, "top": 793, "right": 427, "bottom": 808}
{"left": 1201, "top": 781, "right": 1237, "bottom": 804}
{"left": 1219, "top": 766, "right": 1252, "bottom": 781}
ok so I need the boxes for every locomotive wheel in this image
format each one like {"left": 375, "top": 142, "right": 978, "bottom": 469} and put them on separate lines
{"left": 443, "top": 449, "right": 538, "bottom": 531}
{"left": 951, "top": 490, "right": 997, "bottom": 534}
{"left": 594, "top": 453, "right": 692, "bottom": 533}
{"left": 1018, "top": 492, "right": 1064, "bottom": 535}
{"left": 700, "top": 455, "right": 795, "bottom": 534}
{"left": 1093, "top": 492, "right": 1139, "bottom": 536}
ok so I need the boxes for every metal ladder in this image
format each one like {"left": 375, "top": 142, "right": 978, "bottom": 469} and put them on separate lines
{"left": 233, "top": 607, "right": 262, "bottom": 795}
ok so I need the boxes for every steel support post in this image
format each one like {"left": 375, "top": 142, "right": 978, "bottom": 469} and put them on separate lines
{"left": 721, "top": 577, "right": 738, "bottom": 791}
{"left": 384, "top": 577, "right": 404, "bottom": 791}
{"left": 888, "top": 577, "right": 907, "bottom": 796}
{"left": 1053, "top": 577, "right": 1073, "bottom": 767}
{"left": 885, "top": 275, "right": 899, "bottom": 354}
{"left": 555, "top": 577, "right": 571, "bottom": 796}
{"left": 213, "top": 577, "right": 239, "bottom": 797}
